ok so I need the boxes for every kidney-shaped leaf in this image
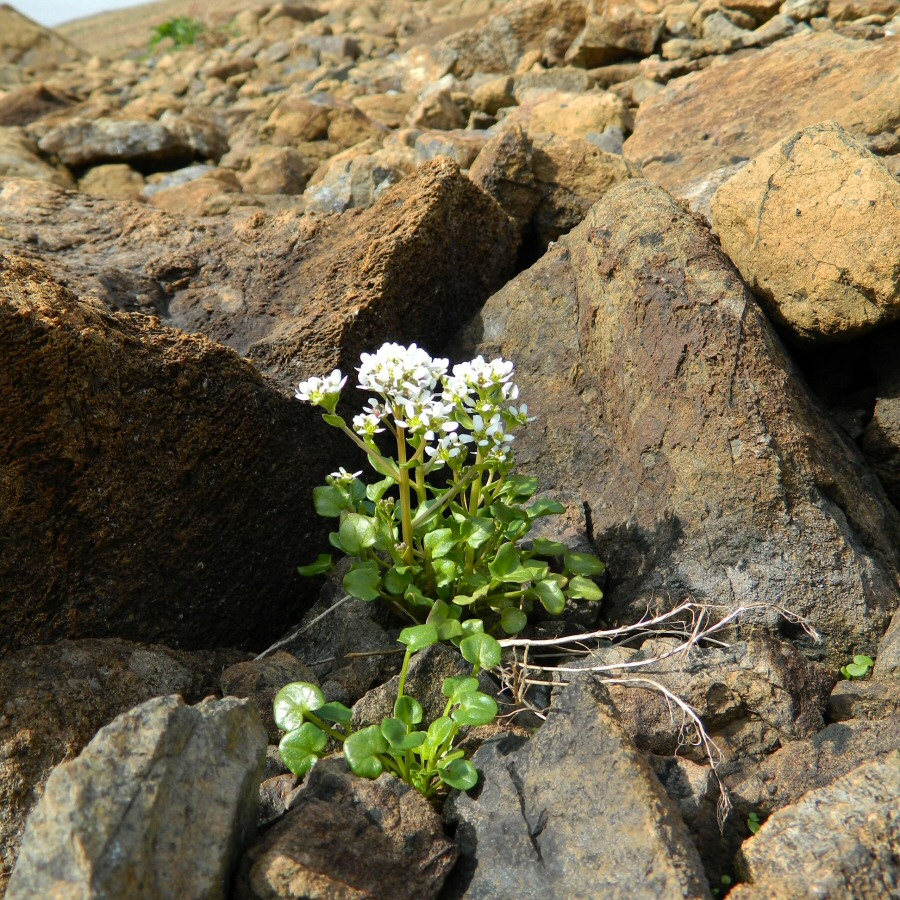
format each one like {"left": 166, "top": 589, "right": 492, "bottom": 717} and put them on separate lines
{"left": 278, "top": 722, "right": 327, "bottom": 776}
{"left": 439, "top": 758, "right": 479, "bottom": 791}
{"left": 273, "top": 682, "right": 325, "bottom": 732}
{"left": 460, "top": 633, "right": 502, "bottom": 669}
{"left": 452, "top": 691, "right": 498, "bottom": 727}
{"left": 344, "top": 725, "right": 388, "bottom": 780}
{"left": 382, "top": 717, "right": 427, "bottom": 750}
{"left": 398, "top": 624, "right": 438, "bottom": 653}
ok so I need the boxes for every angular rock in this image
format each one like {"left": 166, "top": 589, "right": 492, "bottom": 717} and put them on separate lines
{"left": 469, "top": 126, "right": 540, "bottom": 231}
{"left": 408, "top": 88, "right": 467, "bottom": 131}
{"left": 731, "top": 752, "right": 900, "bottom": 899}
{"left": 458, "top": 179, "right": 900, "bottom": 666}
{"left": 235, "top": 758, "right": 457, "bottom": 900}
{"left": 239, "top": 146, "right": 316, "bottom": 195}
{"left": 0, "top": 254, "right": 343, "bottom": 652}
{"left": 79, "top": 162, "right": 146, "bottom": 200}
{"left": 0, "top": 83, "right": 76, "bottom": 127}
{"left": 303, "top": 144, "right": 408, "bottom": 212}
{"left": 625, "top": 32, "right": 900, "bottom": 190}
{"left": 565, "top": 0, "right": 666, "bottom": 67}
{"left": 828, "top": 678, "right": 900, "bottom": 722}
{"left": 500, "top": 89, "right": 630, "bottom": 141}
{"left": 0, "top": 127, "right": 74, "bottom": 187}
{"left": 38, "top": 117, "right": 197, "bottom": 169}
{"left": 0, "top": 639, "right": 249, "bottom": 896}
{"left": 0, "top": 6, "right": 86, "bottom": 72}
{"left": 7, "top": 695, "right": 266, "bottom": 900}
{"left": 414, "top": 130, "right": 488, "bottom": 168}
{"left": 712, "top": 123, "right": 900, "bottom": 343}
{"left": 443, "top": 675, "right": 711, "bottom": 899}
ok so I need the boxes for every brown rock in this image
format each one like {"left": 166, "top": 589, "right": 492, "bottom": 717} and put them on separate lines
{"left": 148, "top": 171, "right": 243, "bottom": 216}
{"left": 471, "top": 75, "right": 516, "bottom": 115}
{"left": 625, "top": 32, "right": 900, "bottom": 190}
{"left": 0, "top": 638, "right": 249, "bottom": 895}
{"left": 0, "top": 127, "right": 74, "bottom": 187}
{"left": 78, "top": 163, "right": 146, "bottom": 201}
{"left": 565, "top": 0, "right": 666, "bottom": 67}
{"left": 499, "top": 89, "right": 630, "bottom": 140}
{"left": 407, "top": 88, "right": 467, "bottom": 131}
{"left": 0, "top": 253, "right": 342, "bottom": 652}
{"left": 0, "top": 5, "right": 86, "bottom": 71}
{"left": 234, "top": 759, "right": 458, "bottom": 900}
{"left": 0, "top": 83, "right": 76, "bottom": 127}
{"left": 414, "top": 129, "right": 488, "bottom": 168}
{"left": 239, "top": 146, "right": 315, "bottom": 195}
{"left": 352, "top": 92, "right": 417, "bottom": 129}
{"left": 712, "top": 123, "right": 900, "bottom": 342}
{"left": 458, "top": 179, "right": 900, "bottom": 666}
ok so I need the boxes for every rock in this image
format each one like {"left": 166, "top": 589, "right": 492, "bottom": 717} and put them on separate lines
{"left": 862, "top": 371, "right": 900, "bottom": 507}
{"left": 304, "top": 143, "right": 410, "bottom": 212}
{"left": 0, "top": 83, "right": 76, "bottom": 127}
{"left": 0, "top": 639, "right": 249, "bottom": 896}
{"left": 37, "top": 117, "right": 197, "bottom": 169}
{"left": 79, "top": 162, "right": 146, "bottom": 200}
{"left": 148, "top": 170, "right": 244, "bottom": 217}
{"left": 221, "top": 652, "right": 318, "bottom": 743}
{"left": 712, "top": 123, "right": 900, "bottom": 343}
{"left": 514, "top": 65, "right": 595, "bottom": 101}
{"left": 436, "top": 0, "right": 587, "bottom": 78}
{"left": 7, "top": 695, "right": 266, "bottom": 900}
{"left": 443, "top": 675, "right": 711, "bottom": 899}
{"left": 234, "top": 758, "right": 457, "bottom": 900}
{"left": 257, "top": 773, "right": 298, "bottom": 830}
{"left": 408, "top": 88, "right": 468, "bottom": 130}
{"left": 471, "top": 75, "right": 516, "bottom": 115}
{"left": 0, "top": 253, "right": 345, "bottom": 652}
{"left": 414, "top": 129, "right": 488, "bottom": 168}
{"left": 500, "top": 89, "right": 630, "bottom": 140}
{"left": 457, "top": 179, "right": 900, "bottom": 667}
{"left": 0, "top": 5, "right": 86, "bottom": 72}
{"left": 625, "top": 32, "right": 900, "bottom": 190}
{"left": 565, "top": 637, "right": 833, "bottom": 766}
{"left": 780, "top": 0, "right": 828, "bottom": 18}
{"left": 262, "top": 93, "right": 386, "bottom": 151}
{"left": 674, "top": 161, "right": 748, "bottom": 224}
{"left": 0, "top": 127, "right": 74, "bottom": 187}
{"left": 239, "top": 145, "right": 315, "bottom": 195}
{"left": 352, "top": 92, "right": 417, "bottom": 129}
{"left": 565, "top": 0, "right": 666, "bottom": 67}
{"left": 731, "top": 752, "right": 900, "bottom": 899}
{"left": 828, "top": 678, "right": 900, "bottom": 721}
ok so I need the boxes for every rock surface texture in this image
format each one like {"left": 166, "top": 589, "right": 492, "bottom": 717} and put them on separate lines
{"left": 712, "top": 123, "right": 900, "bottom": 342}
{"left": 7, "top": 695, "right": 267, "bottom": 900}
{"left": 462, "top": 179, "right": 900, "bottom": 665}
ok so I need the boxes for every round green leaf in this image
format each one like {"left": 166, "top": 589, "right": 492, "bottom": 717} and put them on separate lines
{"left": 343, "top": 561, "right": 381, "bottom": 601}
{"left": 339, "top": 513, "right": 378, "bottom": 555}
{"left": 527, "top": 497, "right": 566, "bottom": 518}
{"left": 442, "top": 676, "right": 480, "bottom": 702}
{"left": 439, "top": 758, "right": 479, "bottom": 791}
{"left": 501, "top": 607, "right": 528, "bottom": 634}
{"left": 297, "top": 553, "right": 334, "bottom": 577}
{"left": 398, "top": 624, "right": 438, "bottom": 653}
{"left": 313, "top": 484, "right": 349, "bottom": 517}
{"left": 460, "top": 633, "right": 502, "bottom": 669}
{"left": 394, "top": 695, "right": 424, "bottom": 726}
{"left": 564, "top": 552, "right": 606, "bottom": 577}
{"left": 566, "top": 575, "right": 604, "bottom": 601}
{"left": 278, "top": 723, "right": 327, "bottom": 777}
{"left": 489, "top": 543, "right": 521, "bottom": 579}
{"left": 382, "top": 718, "right": 427, "bottom": 750}
{"left": 344, "top": 726, "right": 388, "bottom": 780}
{"left": 500, "top": 475, "right": 539, "bottom": 501}
{"left": 424, "top": 528, "right": 456, "bottom": 559}
{"left": 273, "top": 682, "right": 325, "bottom": 732}
{"left": 461, "top": 619, "right": 485, "bottom": 637}
{"left": 460, "top": 516, "right": 494, "bottom": 549}
{"left": 433, "top": 557, "right": 460, "bottom": 588}
{"left": 427, "top": 716, "right": 454, "bottom": 747}
{"left": 531, "top": 537, "right": 567, "bottom": 557}
{"left": 452, "top": 691, "right": 499, "bottom": 726}
{"left": 316, "top": 701, "right": 353, "bottom": 725}
{"left": 534, "top": 578, "right": 565, "bottom": 615}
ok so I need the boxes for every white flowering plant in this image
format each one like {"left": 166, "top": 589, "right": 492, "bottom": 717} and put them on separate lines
{"left": 295, "top": 342, "right": 605, "bottom": 639}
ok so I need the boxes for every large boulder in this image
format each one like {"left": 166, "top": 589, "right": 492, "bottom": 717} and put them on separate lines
{"left": 7, "top": 695, "right": 266, "bottom": 900}
{"left": 0, "top": 6, "right": 86, "bottom": 74}
{"left": 0, "top": 639, "right": 249, "bottom": 896}
{"left": 712, "top": 123, "right": 900, "bottom": 343}
{"left": 624, "top": 32, "right": 900, "bottom": 191}
{"left": 458, "top": 179, "right": 900, "bottom": 665}
{"left": 0, "top": 254, "right": 341, "bottom": 653}
{"left": 442, "top": 675, "right": 711, "bottom": 899}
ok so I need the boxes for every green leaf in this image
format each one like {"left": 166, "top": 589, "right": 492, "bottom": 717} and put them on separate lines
{"left": 460, "top": 516, "right": 494, "bottom": 549}
{"left": 339, "top": 513, "right": 378, "bottom": 555}
{"left": 427, "top": 716, "right": 454, "bottom": 747}
{"left": 490, "top": 501, "right": 528, "bottom": 524}
{"left": 278, "top": 723, "right": 327, "bottom": 777}
{"left": 534, "top": 578, "right": 565, "bottom": 615}
{"left": 564, "top": 552, "right": 606, "bottom": 577}
{"left": 460, "top": 633, "right": 502, "bottom": 669}
{"left": 501, "top": 607, "right": 528, "bottom": 634}
{"left": 297, "top": 553, "right": 333, "bottom": 577}
{"left": 439, "top": 758, "right": 479, "bottom": 790}
{"left": 452, "top": 691, "right": 499, "bottom": 726}
{"left": 383, "top": 565, "right": 414, "bottom": 596}
{"left": 461, "top": 619, "right": 485, "bottom": 637}
{"left": 314, "top": 485, "right": 349, "bottom": 517}
{"left": 404, "top": 583, "right": 432, "bottom": 607}
{"left": 527, "top": 497, "right": 566, "bottom": 518}
{"left": 344, "top": 726, "right": 388, "bottom": 780}
{"left": 366, "top": 476, "right": 396, "bottom": 502}
{"left": 368, "top": 453, "right": 399, "bottom": 479}
{"left": 433, "top": 557, "right": 460, "bottom": 588}
{"left": 501, "top": 475, "right": 539, "bottom": 501}
{"left": 273, "top": 682, "right": 325, "bottom": 732}
{"left": 343, "top": 561, "right": 381, "bottom": 601}
{"left": 316, "top": 702, "right": 353, "bottom": 725}
{"left": 442, "top": 676, "right": 480, "bottom": 703}
{"left": 394, "top": 695, "right": 424, "bottom": 726}
{"left": 436, "top": 618, "right": 463, "bottom": 641}
{"left": 424, "top": 528, "right": 456, "bottom": 559}
{"left": 489, "top": 543, "right": 521, "bottom": 580}
{"left": 567, "top": 575, "right": 604, "bottom": 601}
{"left": 382, "top": 718, "right": 427, "bottom": 750}
{"left": 328, "top": 531, "right": 346, "bottom": 552}
{"left": 322, "top": 413, "right": 346, "bottom": 428}
{"left": 398, "top": 624, "right": 439, "bottom": 653}
{"left": 854, "top": 654, "right": 875, "bottom": 667}
{"left": 531, "top": 537, "right": 567, "bottom": 557}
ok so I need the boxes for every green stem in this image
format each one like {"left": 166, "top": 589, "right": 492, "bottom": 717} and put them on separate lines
{"left": 410, "top": 468, "right": 481, "bottom": 529}
{"left": 394, "top": 647, "right": 413, "bottom": 716}
{"left": 306, "top": 712, "right": 347, "bottom": 744}
{"left": 397, "top": 426, "right": 415, "bottom": 566}
{"left": 336, "top": 421, "right": 401, "bottom": 480}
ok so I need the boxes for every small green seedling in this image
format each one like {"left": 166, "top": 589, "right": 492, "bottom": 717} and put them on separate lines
{"left": 274, "top": 624, "right": 500, "bottom": 797}
{"left": 841, "top": 654, "right": 875, "bottom": 680}
{"left": 149, "top": 16, "right": 204, "bottom": 50}
{"left": 747, "top": 811, "right": 762, "bottom": 834}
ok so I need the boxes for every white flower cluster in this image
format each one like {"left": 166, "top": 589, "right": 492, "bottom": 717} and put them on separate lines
{"left": 295, "top": 369, "right": 347, "bottom": 406}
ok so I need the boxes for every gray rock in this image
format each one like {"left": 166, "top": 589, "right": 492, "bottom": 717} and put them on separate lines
{"left": 142, "top": 163, "right": 217, "bottom": 198}
{"left": 7, "top": 695, "right": 267, "bottom": 900}
{"left": 443, "top": 675, "right": 712, "bottom": 899}
{"left": 828, "top": 677, "right": 900, "bottom": 722}
{"left": 235, "top": 758, "right": 457, "bottom": 900}
{"left": 732, "top": 751, "right": 900, "bottom": 899}
{"left": 0, "top": 638, "right": 249, "bottom": 896}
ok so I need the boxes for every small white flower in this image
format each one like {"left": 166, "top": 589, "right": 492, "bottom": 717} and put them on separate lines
{"left": 295, "top": 369, "right": 347, "bottom": 408}
{"left": 327, "top": 467, "right": 363, "bottom": 485}
{"left": 356, "top": 343, "right": 448, "bottom": 407}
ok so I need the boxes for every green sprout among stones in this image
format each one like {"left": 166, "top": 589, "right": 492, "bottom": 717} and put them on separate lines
{"left": 840, "top": 654, "right": 875, "bottom": 680}
{"left": 275, "top": 623, "right": 500, "bottom": 797}
{"left": 149, "top": 16, "right": 204, "bottom": 51}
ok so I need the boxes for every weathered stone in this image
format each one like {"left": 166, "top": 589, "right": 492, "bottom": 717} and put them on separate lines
{"left": 238, "top": 146, "right": 315, "bottom": 195}
{"left": 712, "top": 123, "right": 900, "bottom": 342}
{"left": 458, "top": 179, "right": 900, "bottom": 666}
{"left": 221, "top": 652, "right": 317, "bottom": 744}
{"left": 38, "top": 117, "right": 197, "bottom": 169}
{"left": 304, "top": 144, "right": 411, "bottom": 212}
{"left": 0, "top": 253, "right": 343, "bottom": 652}
{"left": 565, "top": 0, "right": 666, "bottom": 67}
{"left": 514, "top": 65, "right": 594, "bottom": 101}
{"left": 500, "top": 89, "right": 630, "bottom": 140}
{"left": 0, "top": 83, "right": 76, "bottom": 127}
{"left": 0, "top": 639, "right": 249, "bottom": 896}
{"left": 731, "top": 752, "right": 900, "bottom": 899}
{"left": 471, "top": 75, "right": 516, "bottom": 115}
{"left": 79, "top": 162, "right": 146, "bottom": 200}
{"left": 0, "top": 127, "right": 74, "bottom": 187}
{"left": 414, "top": 129, "right": 488, "bottom": 168}
{"left": 828, "top": 678, "right": 900, "bottom": 722}
{"left": 408, "top": 88, "right": 468, "bottom": 130}
{"left": 625, "top": 32, "right": 900, "bottom": 190}
{"left": 443, "top": 675, "right": 711, "bottom": 899}
{"left": 235, "top": 758, "right": 457, "bottom": 900}
{"left": 352, "top": 92, "right": 417, "bottom": 129}
{"left": 0, "top": 5, "right": 86, "bottom": 72}
{"left": 7, "top": 695, "right": 266, "bottom": 900}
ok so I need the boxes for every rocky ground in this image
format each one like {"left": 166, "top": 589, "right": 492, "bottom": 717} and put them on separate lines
{"left": 2, "top": 0, "right": 900, "bottom": 896}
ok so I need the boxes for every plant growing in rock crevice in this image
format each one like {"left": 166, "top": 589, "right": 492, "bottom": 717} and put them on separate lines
{"left": 294, "top": 342, "right": 605, "bottom": 641}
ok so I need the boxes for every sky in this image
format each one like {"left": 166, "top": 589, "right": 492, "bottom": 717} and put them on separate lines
{"left": 20, "top": 1, "right": 147, "bottom": 27}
